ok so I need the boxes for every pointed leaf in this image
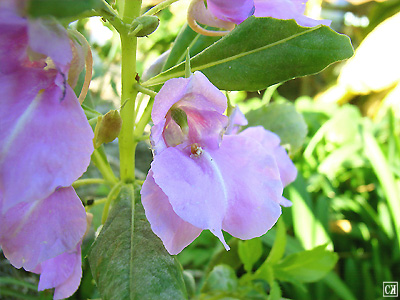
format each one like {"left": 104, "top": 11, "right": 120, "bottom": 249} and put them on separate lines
{"left": 88, "top": 184, "right": 187, "bottom": 300}
{"left": 273, "top": 244, "right": 338, "bottom": 283}
{"left": 143, "top": 17, "right": 354, "bottom": 91}
{"left": 238, "top": 238, "right": 263, "bottom": 273}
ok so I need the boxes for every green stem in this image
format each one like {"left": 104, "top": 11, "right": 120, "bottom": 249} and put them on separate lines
{"left": 91, "top": 148, "right": 119, "bottom": 184}
{"left": 73, "top": 178, "right": 108, "bottom": 188}
{"left": 117, "top": 0, "right": 142, "bottom": 183}
{"left": 143, "top": 0, "right": 180, "bottom": 16}
{"left": 101, "top": 182, "right": 123, "bottom": 224}
{"left": 134, "top": 83, "right": 157, "bottom": 98}
{"left": 134, "top": 98, "right": 154, "bottom": 138}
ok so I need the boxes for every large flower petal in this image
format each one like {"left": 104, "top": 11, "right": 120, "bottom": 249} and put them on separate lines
{"left": 0, "top": 187, "right": 87, "bottom": 271}
{"left": 0, "top": 8, "right": 27, "bottom": 74}
{"left": 240, "top": 126, "right": 297, "bottom": 187}
{"left": 37, "top": 243, "right": 82, "bottom": 300}
{"left": 208, "top": 135, "right": 283, "bottom": 239}
{"left": 254, "top": 0, "right": 331, "bottom": 27}
{"left": 151, "top": 146, "right": 229, "bottom": 249}
{"left": 141, "top": 171, "right": 202, "bottom": 255}
{"left": 207, "top": 0, "right": 255, "bottom": 24}
{"left": 0, "top": 71, "right": 94, "bottom": 212}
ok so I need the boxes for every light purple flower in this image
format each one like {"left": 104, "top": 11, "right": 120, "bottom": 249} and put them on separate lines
{"left": 187, "top": 0, "right": 330, "bottom": 36}
{"left": 207, "top": 0, "right": 255, "bottom": 24}
{"left": 0, "top": 5, "right": 93, "bottom": 299}
{"left": 141, "top": 72, "right": 296, "bottom": 254}
{"left": 150, "top": 71, "right": 228, "bottom": 154}
{"left": 253, "top": 0, "right": 331, "bottom": 27}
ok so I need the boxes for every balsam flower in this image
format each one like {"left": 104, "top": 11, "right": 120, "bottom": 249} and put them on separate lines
{"left": 188, "top": 0, "right": 330, "bottom": 36}
{"left": 141, "top": 72, "right": 296, "bottom": 254}
{"left": 0, "top": 3, "right": 93, "bottom": 299}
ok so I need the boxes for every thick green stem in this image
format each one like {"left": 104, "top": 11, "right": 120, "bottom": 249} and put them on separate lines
{"left": 118, "top": 0, "right": 142, "bottom": 183}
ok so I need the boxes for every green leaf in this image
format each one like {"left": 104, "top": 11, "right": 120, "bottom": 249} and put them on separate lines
{"left": 362, "top": 122, "right": 400, "bottom": 251}
{"left": 88, "top": 184, "right": 187, "bottom": 300}
{"left": 27, "top": 0, "right": 102, "bottom": 19}
{"left": 265, "top": 219, "right": 286, "bottom": 265}
{"left": 286, "top": 174, "right": 332, "bottom": 250}
{"left": 162, "top": 24, "right": 220, "bottom": 71}
{"left": 273, "top": 244, "right": 338, "bottom": 283}
{"left": 268, "top": 281, "right": 282, "bottom": 300}
{"left": 238, "top": 238, "right": 263, "bottom": 273}
{"left": 201, "top": 265, "right": 238, "bottom": 293}
{"left": 246, "top": 102, "right": 308, "bottom": 153}
{"left": 143, "top": 17, "right": 354, "bottom": 91}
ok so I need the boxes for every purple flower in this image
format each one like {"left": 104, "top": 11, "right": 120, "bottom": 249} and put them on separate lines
{"left": 187, "top": 0, "right": 330, "bottom": 36}
{"left": 141, "top": 72, "right": 296, "bottom": 254}
{"left": 206, "top": 0, "right": 255, "bottom": 24}
{"left": 0, "top": 5, "right": 93, "bottom": 299}
{"left": 253, "top": 0, "right": 331, "bottom": 27}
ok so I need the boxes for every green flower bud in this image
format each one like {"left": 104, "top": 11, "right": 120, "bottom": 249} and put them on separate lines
{"left": 93, "top": 110, "right": 122, "bottom": 148}
{"left": 170, "top": 107, "right": 189, "bottom": 135}
{"left": 130, "top": 15, "right": 160, "bottom": 37}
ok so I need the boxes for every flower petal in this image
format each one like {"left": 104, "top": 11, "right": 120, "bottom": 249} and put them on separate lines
{"left": 0, "top": 72, "right": 93, "bottom": 212}
{"left": 152, "top": 71, "right": 227, "bottom": 125}
{"left": 141, "top": 171, "right": 202, "bottom": 255}
{"left": 151, "top": 146, "right": 229, "bottom": 249}
{"left": 254, "top": 0, "right": 331, "bottom": 27}
{"left": 208, "top": 135, "right": 283, "bottom": 239}
{"left": 240, "top": 126, "right": 297, "bottom": 186}
{"left": 189, "top": 0, "right": 236, "bottom": 29}
{"left": 0, "top": 8, "right": 27, "bottom": 74}
{"left": 28, "top": 18, "right": 73, "bottom": 72}
{"left": 0, "top": 187, "right": 87, "bottom": 271}
{"left": 37, "top": 243, "right": 82, "bottom": 300}
{"left": 207, "top": 0, "right": 255, "bottom": 24}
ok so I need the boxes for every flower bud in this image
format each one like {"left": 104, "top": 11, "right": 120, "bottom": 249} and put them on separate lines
{"left": 130, "top": 15, "right": 160, "bottom": 37}
{"left": 93, "top": 110, "right": 122, "bottom": 148}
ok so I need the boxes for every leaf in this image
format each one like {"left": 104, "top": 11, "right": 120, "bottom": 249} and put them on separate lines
{"left": 286, "top": 174, "right": 332, "bottom": 250}
{"left": 246, "top": 102, "right": 308, "bottom": 153}
{"left": 268, "top": 281, "right": 282, "bottom": 300}
{"left": 201, "top": 265, "right": 238, "bottom": 293}
{"left": 362, "top": 122, "right": 400, "bottom": 251}
{"left": 88, "top": 184, "right": 187, "bottom": 300}
{"left": 273, "top": 244, "right": 338, "bottom": 283}
{"left": 162, "top": 24, "right": 220, "bottom": 72}
{"left": 143, "top": 17, "right": 354, "bottom": 91}
{"left": 238, "top": 238, "right": 263, "bottom": 273}
{"left": 27, "top": 0, "right": 102, "bottom": 19}
{"left": 265, "top": 219, "right": 286, "bottom": 265}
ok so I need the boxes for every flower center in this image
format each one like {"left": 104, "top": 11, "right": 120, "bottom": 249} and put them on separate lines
{"left": 190, "top": 143, "right": 203, "bottom": 158}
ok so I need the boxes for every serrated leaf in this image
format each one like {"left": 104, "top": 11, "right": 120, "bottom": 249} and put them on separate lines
{"left": 201, "top": 265, "right": 238, "bottom": 293}
{"left": 28, "top": 0, "right": 102, "bottom": 19}
{"left": 238, "top": 238, "right": 263, "bottom": 273}
{"left": 246, "top": 102, "right": 308, "bottom": 153}
{"left": 273, "top": 244, "right": 338, "bottom": 283}
{"left": 143, "top": 17, "right": 354, "bottom": 91}
{"left": 88, "top": 184, "right": 187, "bottom": 300}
